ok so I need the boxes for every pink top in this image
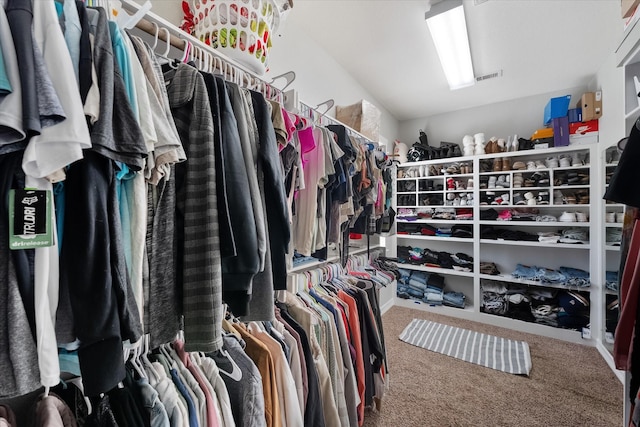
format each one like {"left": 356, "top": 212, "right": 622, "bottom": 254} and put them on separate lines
{"left": 174, "top": 340, "right": 220, "bottom": 427}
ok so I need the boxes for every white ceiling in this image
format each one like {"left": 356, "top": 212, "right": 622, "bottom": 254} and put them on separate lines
{"left": 287, "top": 0, "right": 623, "bottom": 122}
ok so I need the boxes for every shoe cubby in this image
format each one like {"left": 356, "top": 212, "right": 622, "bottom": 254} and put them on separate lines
{"left": 394, "top": 144, "right": 600, "bottom": 342}
{"left": 601, "top": 144, "right": 623, "bottom": 353}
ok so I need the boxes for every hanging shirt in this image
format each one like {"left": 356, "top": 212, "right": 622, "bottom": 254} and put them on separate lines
{"left": 0, "top": 41, "right": 12, "bottom": 96}
{"left": 109, "top": 21, "right": 138, "bottom": 120}
{"left": 165, "top": 63, "right": 223, "bottom": 352}
{"left": 0, "top": 6, "right": 25, "bottom": 152}
{"left": 25, "top": 0, "right": 91, "bottom": 179}
{"left": 61, "top": 0, "right": 82, "bottom": 81}
{"left": 210, "top": 334, "right": 266, "bottom": 427}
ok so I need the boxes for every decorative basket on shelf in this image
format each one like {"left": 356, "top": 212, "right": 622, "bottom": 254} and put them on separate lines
{"left": 181, "top": 0, "right": 291, "bottom": 75}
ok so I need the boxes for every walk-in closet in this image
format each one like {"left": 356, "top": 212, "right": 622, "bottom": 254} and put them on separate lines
{"left": 0, "top": 0, "right": 637, "bottom": 426}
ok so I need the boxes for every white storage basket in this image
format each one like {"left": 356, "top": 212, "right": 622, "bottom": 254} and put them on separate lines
{"left": 185, "top": 0, "right": 287, "bottom": 75}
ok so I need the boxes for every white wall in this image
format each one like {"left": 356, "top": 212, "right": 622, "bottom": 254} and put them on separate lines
{"left": 267, "top": 18, "right": 400, "bottom": 148}
{"left": 591, "top": 51, "right": 625, "bottom": 149}
{"left": 138, "top": 0, "right": 400, "bottom": 148}
{"left": 397, "top": 86, "right": 589, "bottom": 148}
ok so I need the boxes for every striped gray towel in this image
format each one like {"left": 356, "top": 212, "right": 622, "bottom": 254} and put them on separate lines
{"left": 399, "top": 319, "right": 532, "bottom": 375}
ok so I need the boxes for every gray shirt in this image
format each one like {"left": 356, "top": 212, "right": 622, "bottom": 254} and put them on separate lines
{"left": 211, "top": 335, "right": 267, "bottom": 427}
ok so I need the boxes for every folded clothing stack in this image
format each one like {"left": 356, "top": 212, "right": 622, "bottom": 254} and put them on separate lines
{"left": 397, "top": 246, "right": 474, "bottom": 272}
{"left": 481, "top": 280, "right": 589, "bottom": 330}
{"left": 396, "top": 269, "right": 464, "bottom": 307}
{"left": 481, "top": 227, "right": 538, "bottom": 241}
{"left": 510, "top": 264, "right": 590, "bottom": 288}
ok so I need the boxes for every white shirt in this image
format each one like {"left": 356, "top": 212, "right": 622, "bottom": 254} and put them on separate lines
{"left": 25, "top": 0, "right": 92, "bottom": 179}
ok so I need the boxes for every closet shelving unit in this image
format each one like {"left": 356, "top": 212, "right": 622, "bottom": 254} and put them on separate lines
{"left": 392, "top": 144, "right": 602, "bottom": 344}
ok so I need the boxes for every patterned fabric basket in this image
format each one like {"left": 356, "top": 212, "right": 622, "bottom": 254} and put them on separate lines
{"left": 182, "top": 0, "right": 288, "bottom": 75}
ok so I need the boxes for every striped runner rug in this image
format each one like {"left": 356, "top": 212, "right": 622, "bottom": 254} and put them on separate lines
{"left": 399, "top": 319, "right": 532, "bottom": 376}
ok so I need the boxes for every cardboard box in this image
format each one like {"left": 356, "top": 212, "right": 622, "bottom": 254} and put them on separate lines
{"left": 533, "top": 140, "right": 552, "bottom": 149}
{"left": 531, "top": 128, "right": 554, "bottom": 140}
{"left": 335, "top": 100, "right": 381, "bottom": 141}
{"left": 569, "top": 119, "right": 599, "bottom": 145}
{"left": 622, "top": 0, "right": 640, "bottom": 18}
{"left": 568, "top": 108, "right": 582, "bottom": 123}
{"left": 569, "top": 119, "right": 599, "bottom": 136}
{"left": 576, "top": 92, "right": 603, "bottom": 121}
{"left": 570, "top": 134, "right": 599, "bottom": 145}
{"left": 544, "top": 95, "right": 571, "bottom": 126}
{"left": 552, "top": 116, "right": 570, "bottom": 147}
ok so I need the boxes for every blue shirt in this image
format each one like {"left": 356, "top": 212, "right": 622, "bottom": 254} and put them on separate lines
{"left": 0, "top": 40, "right": 11, "bottom": 95}
{"left": 170, "top": 368, "right": 199, "bottom": 427}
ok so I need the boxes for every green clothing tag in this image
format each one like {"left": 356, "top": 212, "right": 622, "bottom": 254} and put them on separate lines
{"left": 8, "top": 189, "right": 54, "bottom": 250}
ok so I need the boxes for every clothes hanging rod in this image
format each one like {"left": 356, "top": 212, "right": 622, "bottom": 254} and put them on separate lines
{"left": 120, "top": 0, "right": 290, "bottom": 93}
{"left": 299, "top": 101, "right": 379, "bottom": 146}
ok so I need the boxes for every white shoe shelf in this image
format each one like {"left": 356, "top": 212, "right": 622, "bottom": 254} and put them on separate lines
{"left": 391, "top": 144, "right": 606, "bottom": 344}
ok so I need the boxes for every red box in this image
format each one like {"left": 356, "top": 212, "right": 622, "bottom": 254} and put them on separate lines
{"left": 569, "top": 119, "right": 599, "bottom": 136}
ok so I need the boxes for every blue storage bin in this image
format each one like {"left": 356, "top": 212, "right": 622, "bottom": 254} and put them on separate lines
{"left": 544, "top": 95, "right": 571, "bottom": 125}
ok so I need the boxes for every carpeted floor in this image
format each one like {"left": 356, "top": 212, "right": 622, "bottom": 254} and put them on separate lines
{"left": 363, "top": 306, "right": 623, "bottom": 427}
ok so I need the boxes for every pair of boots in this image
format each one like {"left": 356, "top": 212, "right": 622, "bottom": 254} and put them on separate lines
{"left": 492, "top": 157, "right": 512, "bottom": 171}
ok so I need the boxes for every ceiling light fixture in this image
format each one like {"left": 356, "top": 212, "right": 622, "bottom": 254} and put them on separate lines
{"left": 425, "top": 0, "right": 475, "bottom": 90}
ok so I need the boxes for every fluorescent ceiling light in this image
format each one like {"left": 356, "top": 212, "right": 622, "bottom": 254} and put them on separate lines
{"left": 425, "top": 0, "right": 475, "bottom": 90}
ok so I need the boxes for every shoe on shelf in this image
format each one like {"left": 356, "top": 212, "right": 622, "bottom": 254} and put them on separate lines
{"left": 500, "top": 193, "right": 510, "bottom": 205}
{"left": 537, "top": 191, "right": 550, "bottom": 205}
{"left": 571, "top": 152, "right": 584, "bottom": 166}
{"left": 563, "top": 195, "right": 577, "bottom": 205}
{"left": 502, "top": 157, "right": 512, "bottom": 171}
{"left": 513, "top": 173, "right": 523, "bottom": 188}
{"left": 524, "top": 191, "right": 535, "bottom": 202}
{"left": 575, "top": 212, "right": 589, "bottom": 222}
{"left": 553, "top": 190, "right": 564, "bottom": 205}
{"left": 524, "top": 178, "right": 536, "bottom": 187}
{"left": 545, "top": 157, "right": 559, "bottom": 168}
{"left": 467, "top": 179, "right": 474, "bottom": 190}
{"left": 446, "top": 163, "right": 461, "bottom": 174}
{"left": 493, "top": 158, "right": 503, "bottom": 172}
{"left": 575, "top": 190, "right": 589, "bottom": 204}
{"left": 559, "top": 155, "right": 572, "bottom": 168}
{"left": 512, "top": 161, "right": 527, "bottom": 170}
{"left": 495, "top": 175, "right": 508, "bottom": 188}
{"left": 526, "top": 161, "right": 536, "bottom": 170}
{"left": 617, "top": 211, "right": 625, "bottom": 223}
{"left": 606, "top": 212, "right": 617, "bottom": 223}
{"left": 488, "top": 176, "right": 497, "bottom": 189}
{"left": 559, "top": 211, "right": 577, "bottom": 222}
{"left": 535, "top": 160, "right": 546, "bottom": 169}
{"left": 513, "top": 193, "right": 526, "bottom": 205}
{"left": 480, "top": 159, "right": 493, "bottom": 172}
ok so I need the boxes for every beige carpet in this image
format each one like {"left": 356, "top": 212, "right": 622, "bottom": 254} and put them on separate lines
{"left": 363, "top": 306, "right": 623, "bottom": 427}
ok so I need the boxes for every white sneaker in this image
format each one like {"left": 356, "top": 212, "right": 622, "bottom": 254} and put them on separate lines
{"left": 488, "top": 176, "right": 497, "bottom": 189}
{"left": 545, "top": 157, "right": 559, "bottom": 168}
{"left": 535, "top": 160, "right": 546, "bottom": 169}
{"left": 606, "top": 212, "right": 617, "bottom": 223}
{"left": 467, "top": 179, "right": 474, "bottom": 190}
{"left": 559, "top": 211, "right": 577, "bottom": 222}
{"left": 575, "top": 212, "right": 589, "bottom": 222}
{"left": 617, "top": 212, "right": 625, "bottom": 223}
{"left": 526, "top": 161, "right": 536, "bottom": 170}
{"left": 559, "top": 155, "right": 571, "bottom": 168}
{"left": 571, "top": 152, "right": 583, "bottom": 166}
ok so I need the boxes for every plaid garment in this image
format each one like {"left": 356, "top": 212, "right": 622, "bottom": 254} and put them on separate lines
{"left": 165, "top": 63, "right": 223, "bottom": 352}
